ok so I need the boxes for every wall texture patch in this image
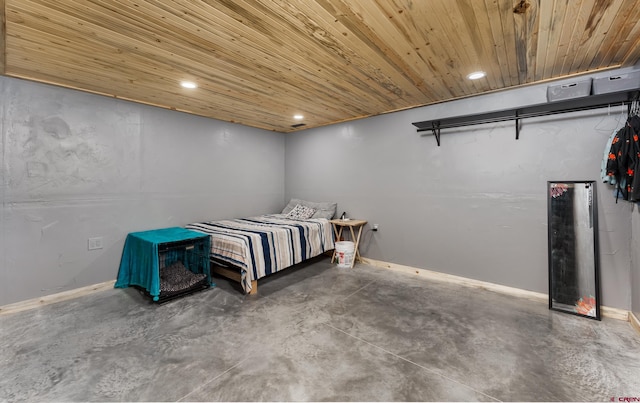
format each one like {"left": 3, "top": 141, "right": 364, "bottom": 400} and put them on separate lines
{"left": 5, "top": 80, "right": 141, "bottom": 200}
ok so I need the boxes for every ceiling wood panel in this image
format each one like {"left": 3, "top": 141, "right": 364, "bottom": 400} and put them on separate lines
{"left": 0, "top": 0, "right": 5, "bottom": 75}
{"left": 571, "top": 0, "right": 619, "bottom": 73}
{"left": 513, "top": 0, "right": 538, "bottom": 83}
{"left": 564, "top": 1, "right": 600, "bottom": 75}
{"left": 589, "top": 0, "right": 637, "bottom": 70}
{"left": 2, "top": 0, "right": 639, "bottom": 132}
{"left": 611, "top": 8, "right": 640, "bottom": 64}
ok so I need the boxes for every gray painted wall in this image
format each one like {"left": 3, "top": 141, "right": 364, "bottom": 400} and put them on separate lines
{"left": 0, "top": 76, "right": 285, "bottom": 306}
{"left": 285, "top": 67, "right": 637, "bottom": 310}
{"left": 2, "top": 67, "right": 636, "bottom": 311}
{"left": 632, "top": 207, "right": 640, "bottom": 317}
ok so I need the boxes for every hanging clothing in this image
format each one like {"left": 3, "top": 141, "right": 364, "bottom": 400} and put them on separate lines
{"left": 601, "top": 129, "right": 618, "bottom": 185}
{"left": 606, "top": 115, "right": 640, "bottom": 201}
{"left": 630, "top": 115, "right": 640, "bottom": 201}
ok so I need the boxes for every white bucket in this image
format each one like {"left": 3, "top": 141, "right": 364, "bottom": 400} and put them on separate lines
{"left": 335, "top": 241, "right": 355, "bottom": 268}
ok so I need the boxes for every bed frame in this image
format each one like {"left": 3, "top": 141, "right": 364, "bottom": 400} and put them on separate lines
{"left": 187, "top": 214, "right": 335, "bottom": 295}
{"left": 210, "top": 261, "right": 259, "bottom": 295}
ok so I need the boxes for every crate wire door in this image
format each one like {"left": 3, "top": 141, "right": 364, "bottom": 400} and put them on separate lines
{"left": 157, "top": 237, "right": 211, "bottom": 302}
{"left": 547, "top": 181, "right": 601, "bottom": 320}
{"left": 158, "top": 238, "right": 209, "bottom": 277}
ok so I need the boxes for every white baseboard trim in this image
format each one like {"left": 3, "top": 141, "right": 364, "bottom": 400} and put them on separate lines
{"left": 361, "top": 257, "right": 630, "bottom": 322}
{"left": 601, "top": 306, "right": 631, "bottom": 322}
{"left": 1, "top": 260, "right": 634, "bottom": 325}
{"left": 630, "top": 312, "right": 640, "bottom": 335}
{"left": 0, "top": 280, "right": 116, "bottom": 316}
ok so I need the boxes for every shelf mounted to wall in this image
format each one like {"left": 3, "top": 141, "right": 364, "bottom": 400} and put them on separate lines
{"left": 412, "top": 90, "right": 640, "bottom": 146}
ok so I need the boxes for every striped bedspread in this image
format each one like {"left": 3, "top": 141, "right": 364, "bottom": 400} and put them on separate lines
{"left": 185, "top": 214, "right": 334, "bottom": 293}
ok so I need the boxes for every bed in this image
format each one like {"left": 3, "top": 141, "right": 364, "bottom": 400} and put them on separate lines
{"left": 185, "top": 200, "right": 336, "bottom": 294}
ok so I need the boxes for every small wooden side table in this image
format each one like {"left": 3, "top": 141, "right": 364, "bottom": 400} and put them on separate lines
{"left": 329, "top": 219, "right": 367, "bottom": 268}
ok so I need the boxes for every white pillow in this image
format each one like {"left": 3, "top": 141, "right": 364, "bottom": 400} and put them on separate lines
{"left": 286, "top": 204, "right": 316, "bottom": 220}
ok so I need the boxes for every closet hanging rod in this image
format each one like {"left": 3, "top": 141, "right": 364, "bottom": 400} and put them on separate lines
{"left": 413, "top": 90, "right": 639, "bottom": 145}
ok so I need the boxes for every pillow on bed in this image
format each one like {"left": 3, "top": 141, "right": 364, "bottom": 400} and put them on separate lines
{"left": 286, "top": 204, "right": 316, "bottom": 220}
{"left": 282, "top": 199, "right": 337, "bottom": 220}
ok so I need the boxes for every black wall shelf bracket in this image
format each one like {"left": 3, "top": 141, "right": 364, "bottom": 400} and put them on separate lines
{"left": 413, "top": 90, "right": 639, "bottom": 146}
{"left": 432, "top": 121, "right": 441, "bottom": 146}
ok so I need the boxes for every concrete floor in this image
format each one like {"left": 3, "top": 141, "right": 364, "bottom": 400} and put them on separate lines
{"left": 1, "top": 257, "right": 639, "bottom": 402}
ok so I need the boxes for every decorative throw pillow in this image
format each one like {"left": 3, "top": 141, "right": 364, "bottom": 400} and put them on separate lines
{"left": 281, "top": 198, "right": 337, "bottom": 219}
{"left": 286, "top": 204, "right": 316, "bottom": 220}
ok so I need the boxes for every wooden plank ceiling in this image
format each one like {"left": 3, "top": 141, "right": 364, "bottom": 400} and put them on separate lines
{"left": 2, "top": 0, "right": 640, "bottom": 132}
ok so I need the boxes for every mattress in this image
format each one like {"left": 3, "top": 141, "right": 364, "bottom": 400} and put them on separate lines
{"left": 186, "top": 214, "right": 334, "bottom": 292}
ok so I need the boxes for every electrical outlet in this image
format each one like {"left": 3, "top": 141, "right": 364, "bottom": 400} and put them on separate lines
{"left": 373, "top": 224, "right": 379, "bottom": 231}
{"left": 88, "top": 237, "right": 103, "bottom": 250}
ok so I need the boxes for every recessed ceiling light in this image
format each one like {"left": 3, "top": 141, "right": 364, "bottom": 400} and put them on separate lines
{"left": 180, "top": 81, "right": 197, "bottom": 89}
{"left": 467, "top": 71, "right": 486, "bottom": 80}
{"left": 293, "top": 114, "right": 304, "bottom": 120}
